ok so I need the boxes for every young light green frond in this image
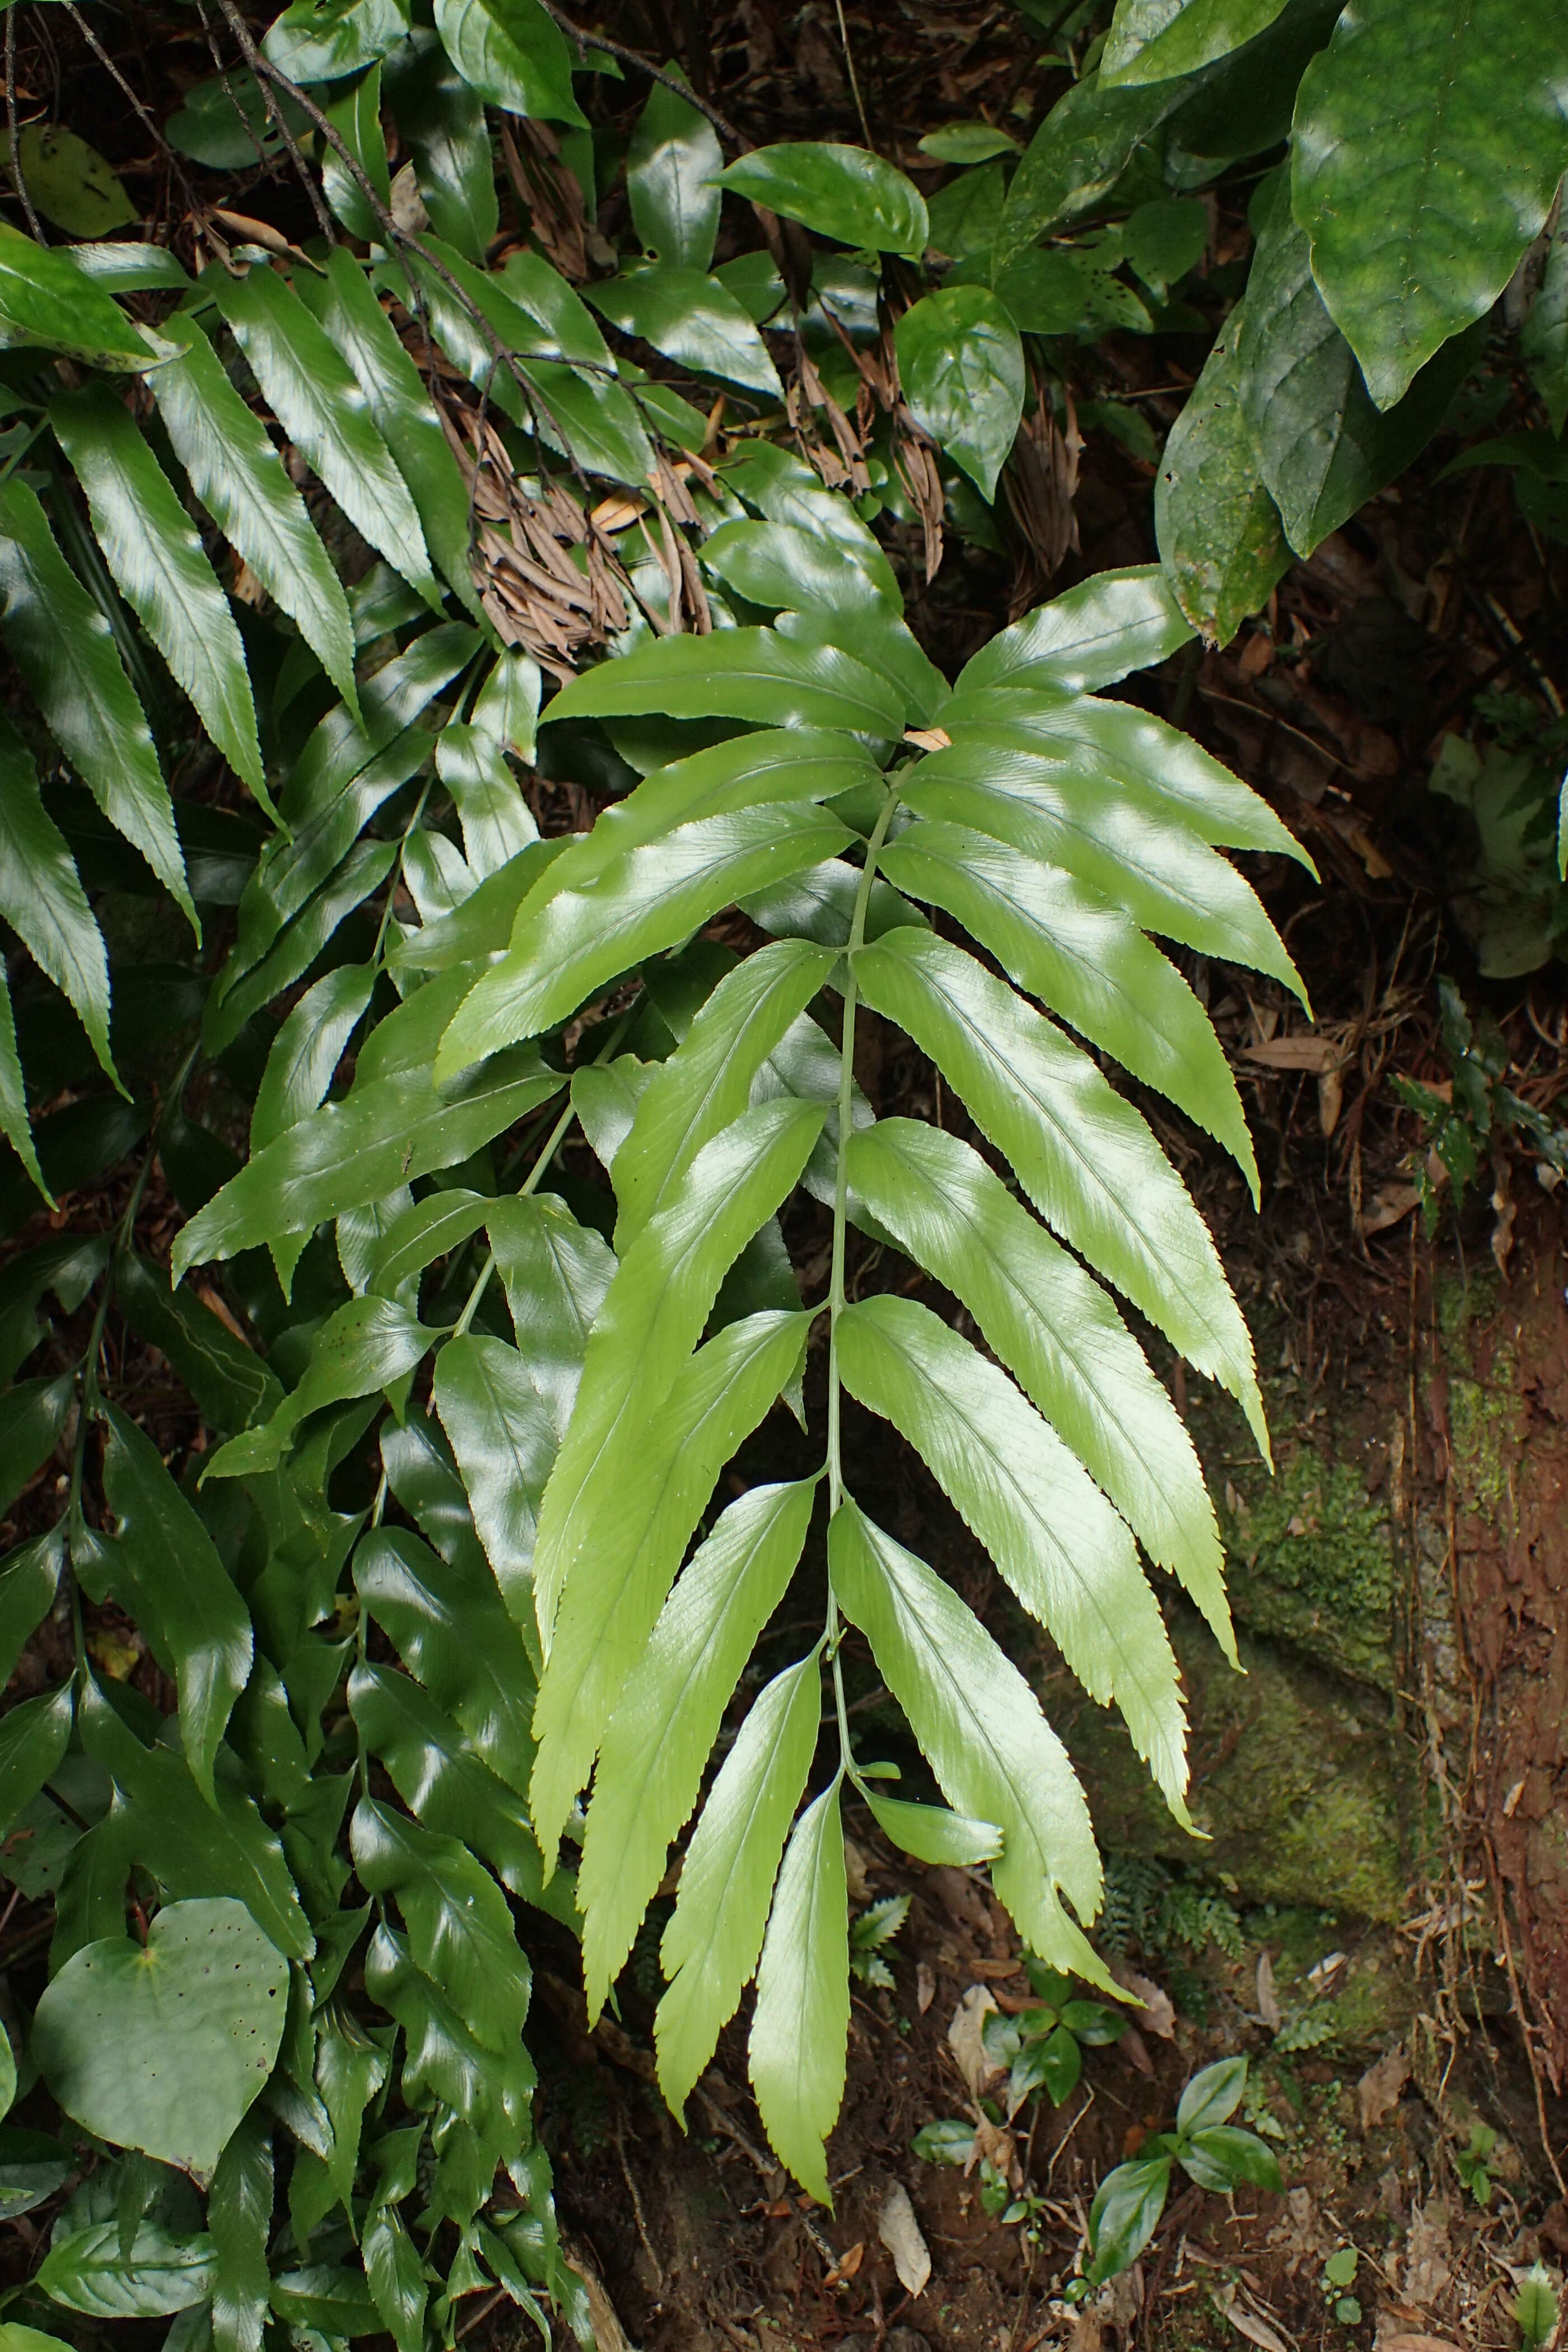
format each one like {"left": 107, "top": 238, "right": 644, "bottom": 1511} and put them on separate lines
{"left": 852, "top": 930, "right": 1268, "bottom": 1454}
{"left": 749, "top": 1779, "right": 848, "bottom": 2204}
{"left": 211, "top": 264, "right": 438, "bottom": 609}
{"left": 878, "top": 821, "right": 1259, "bottom": 1198}
{"left": 0, "top": 477, "right": 194, "bottom": 935}
{"left": 846, "top": 1119, "right": 1234, "bottom": 1654}
{"left": 436, "top": 804, "right": 854, "bottom": 1074}
{"left": 836, "top": 1296, "right": 1191, "bottom": 1818}
{"left": 828, "top": 1503, "right": 1112, "bottom": 1987}
{"left": 147, "top": 316, "right": 358, "bottom": 713}
{"left": 529, "top": 1306, "right": 813, "bottom": 1872}
{"left": 900, "top": 736, "right": 1306, "bottom": 1002}
{"left": 579, "top": 1477, "right": 817, "bottom": 2020}
{"left": 530, "top": 1097, "right": 824, "bottom": 1653}
{"left": 655, "top": 1654, "right": 822, "bottom": 2114}
{"left": 542, "top": 626, "right": 909, "bottom": 737}
{"left": 432, "top": 1336, "right": 557, "bottom": 1646}
{"left": 614, "top": 939, "right": 838, "bottom": 1247}
{"left": 49, "top": 384, "right": 265, "bottom": 806}
{"left": 950, "top": 564, "right": 1193, "bottom": 698}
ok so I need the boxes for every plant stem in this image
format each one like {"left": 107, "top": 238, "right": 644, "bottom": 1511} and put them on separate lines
{"left": 823, "top": 786, "right": 900, "bottom": 1764}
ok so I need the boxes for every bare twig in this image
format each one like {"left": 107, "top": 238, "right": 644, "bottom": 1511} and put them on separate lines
{"left": 530, "top": 0, "right": 746, "bottom": 147}
{"left": 3, "top": 7, "right": 43, "bottom": 241}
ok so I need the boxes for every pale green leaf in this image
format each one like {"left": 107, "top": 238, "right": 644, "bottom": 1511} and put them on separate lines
{"left": 852, "top": 931, "right": 1266, "bottom": 1452}
{"left": 749, "top": 1779, "right": 847, "bottom": 2204}
{"left": 614, "top": 938, "right": 837, "bottom": 1246}
{"left": 878, "top": 821, "right": 1258, "bottom": 1193}
{"left": 893, "top": 288, "right": 1024, "bottom": 502}
{"left": 543, "top": 628, "right": 908, "bottom": 736}
{"left": 900, "top": 729, "right": 1306, "bottom": 996}
{"left": 579, "top": 1477, "right": 816, "bottom": 2018}
{"left": 716, "top": 143, "right": 928, "bottom": 257}
{"left": 530, "top": 1294, "right": 815, "bottom": 1861}
{"left": 829, "top": 1501, "right": 1110, "bottom": 1985}
{"left": 847, "top": 1119, "right": 1233, "bottom": 1655}
{"left": 836, "top": 1294, "right": 1189, "bottom": 1816}
{"left": 655, "top": 1655, "right": 821, "bottom": 2111}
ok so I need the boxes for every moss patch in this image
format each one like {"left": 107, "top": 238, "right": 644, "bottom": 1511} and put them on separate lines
{"left": 1050, "top": 1605, "right": 1413, "bottom": 1924}
{"left": 1219, "top": 1439, "right": 1398, "bottom": 1692}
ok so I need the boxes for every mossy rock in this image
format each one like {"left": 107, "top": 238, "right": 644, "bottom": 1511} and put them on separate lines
{"left": 1049, "top": 1603, "right": 1415, "bottom": 1924}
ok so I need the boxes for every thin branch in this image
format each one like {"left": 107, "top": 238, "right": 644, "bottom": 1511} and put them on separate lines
{"left": 61, "top": 0, "right": 205, "bottom": 225}
{"left": 207, "top": 0, "right": 335, "bottom": 244}
{"left": 3, "top": 8, "right": 43, "bottom": 241}
{"left": 530, "top": 0, "right": 747, "bottom": 147}
{"left": 832, "top": 0, "right": 875, "bottom": 152}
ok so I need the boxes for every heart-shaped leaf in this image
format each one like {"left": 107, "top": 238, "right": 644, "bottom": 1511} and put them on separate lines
{"left": 31, "top": 1898, "right": 287, "bottom": 2179}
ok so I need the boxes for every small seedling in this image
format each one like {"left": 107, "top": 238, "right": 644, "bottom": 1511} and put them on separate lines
{"left": 981, "top": 1960, "right": 1124, "bottom": 2114}
{"left": 848, "top": 1895, "right": 911, "bottom": 1990}
{"left": 1453, "top": 2122, "right": 1497, "bottom": 2208}
{"left": 1514, "top": 2262, "right": 1560, "bottom": 2349}
{"left": 1323, "top": 2244, "right": 1360, "bottom": 2325}
{"left": 1065, "top": 2059, "right": 1282, "bottom": 2300}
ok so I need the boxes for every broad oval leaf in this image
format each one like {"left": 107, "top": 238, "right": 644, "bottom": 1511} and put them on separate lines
{"left": 893, "top": 288, "right": 1024, "bottom": 503}
{"left": 1291, "top": 0, "right": 1568, "bottom": 409}
{"left": 952, "top": 565, "right": 1191, "bottom": 697}
{"left": 579, "top": 1477, "right": 816, "bottom": 2019}
{"left": 1238, "top": 172, "right": 1487, "bottom": 554}
{"left": 718, "top": 141, "right": 928, "bottom": 256}
{"left": 835, "top": 1294, "right": 1190, "bottom": 1817}
{"left": 1154, "top": 299, "right": 1290, "bottom": 648}
{"left": 829, "top": 1503, "right": 1110, "bottom": 1985}
{"left": 586, "top": 264, "right": 783, "bottom": 396}
{"left": 627, "top": 74, "right": 722, "bottom": 269}
{"left": 263, "top": 0, "right": 410, "bottom": 81}
{"left": 34, "top": 2223, "right": 217, "bottom": 2319}
{"left": 31, "top": 1898, "right": 286, "bottom": 2180}
{"left": 655, "top": 1654, "right": 821, "bottom": 2112}
{"left": 1102, "top": 0, "right": 1290, "bottom": 85}
{"left": 432, "top": 0, "right": 585, "bottom": 122}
